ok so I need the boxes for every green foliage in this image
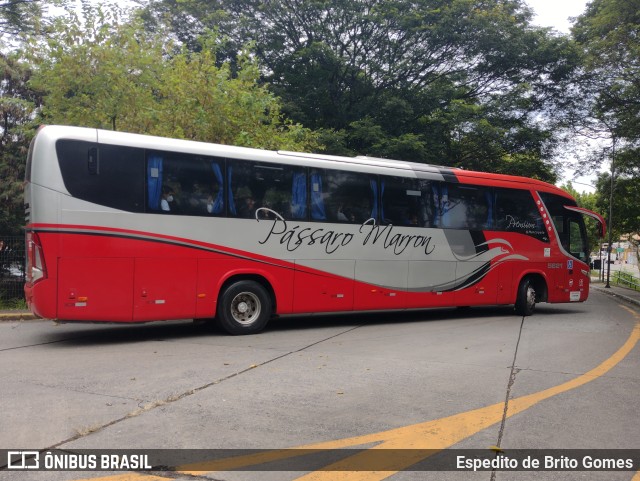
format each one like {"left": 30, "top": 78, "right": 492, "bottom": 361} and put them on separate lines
{"left": 573, "top": 0, "right": 640, "bottom": 253}
{"left": 29, "top": 9, "right": 162, "bottom": 131}
{"left": 0, "top": 0, "right": 46, "bottom": 36}
{"left": 612, "top": 271, "right": 640, "bottom": 291}
{"left": 0, "top": 52, "right": 38, "bottom": 235}
{"left": 596, "top": 173, "right": 640, "bottom": 240}
{"left": 0, "top": 297, "right": 27, "bottom": 310}
{"left": 28, "top": 6, "right": 318, "bottom": 151}
{"left": 572, "top": 0, "right": 640, "bottom": 161}
{"left": 142, "top": 0, "right": 576, "bottom": 181}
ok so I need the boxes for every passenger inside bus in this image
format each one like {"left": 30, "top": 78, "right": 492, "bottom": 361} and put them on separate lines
{"left": 160, "top": 186, "right": 176, "bottom": 212}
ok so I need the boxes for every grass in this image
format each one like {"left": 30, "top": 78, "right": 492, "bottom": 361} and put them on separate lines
{"left": 612, "top": 271, "right": 640, "bottom": 291}
{"left": 0, "top": 297, "right": 27, "bottom": 310}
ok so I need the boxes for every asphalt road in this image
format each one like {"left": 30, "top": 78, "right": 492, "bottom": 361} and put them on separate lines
{"left": 1, "top": 290, "right": 639, "bottom": 481}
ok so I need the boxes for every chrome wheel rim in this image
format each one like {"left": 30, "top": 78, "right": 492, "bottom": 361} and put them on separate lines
{"left": 230, "top": 291, "right": 261, "bottom": 325}
{"left": 526, "top": 286, "right": 535, "bottom": 310}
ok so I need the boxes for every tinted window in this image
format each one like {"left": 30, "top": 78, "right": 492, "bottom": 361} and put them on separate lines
{"left": 569, "top": 218, "right": 589, "bottom": 262}
{"left": 441, "top": 184, "right": 491, "bottom": 230}
{"left": 381, "top": 176, "right": 436, "bottom": 227}
{"left": 310, "top": 169, "right": 376, "bottom": 224}
{"left": 57, "top": 140, "right": 145, "bottom": 212}
{"left": 147, "top": 151, "right": 225, "bottom": 216}
{"left": 495, "top": 188, "right": 547, "bottom": 241}
{"left": 539, "top": 193, "right": 587, "bottom": 256}
{"left": 228, "top": 160, "right": 306, "bottom": 221}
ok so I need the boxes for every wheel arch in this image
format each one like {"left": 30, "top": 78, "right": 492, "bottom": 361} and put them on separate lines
{"left": 515, "top": 271, "right": 548, "bottom": 303}
{"left": 217, "top": 272, "right": 277, "bottom": 316}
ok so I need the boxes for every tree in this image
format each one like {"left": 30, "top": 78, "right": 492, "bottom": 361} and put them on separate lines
{"left": 595, "top": 172, "right": 640, "bottom": 262}
{"left": 142, "top": 0, "right": 580, "bottom": 182}
{"left": 571, "top": 0, "right": 640, "bottom": 258}
{"left": 0, "top": 0, "right": 65, "bottom": 235}
{"left": 0, "top": 0, "right": 44, "bottom": 36}
{"left": 571, "top": 0, "right": 640, "bottom": 168}
{"left": 28, "top": 6, "right": 318, "bottom": 151}
{"left": 0, "top": 51, "right": 39, "bottom": 235}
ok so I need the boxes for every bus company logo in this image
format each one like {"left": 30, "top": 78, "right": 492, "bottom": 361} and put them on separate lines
{"left": 258, "top": 210, "right": 436, "bottom": 256}
{"left": 7, "top": 451, "right": 39, "bottom": 469}
{"left": 505, "top": 215, "right": 537, "bottom": 231}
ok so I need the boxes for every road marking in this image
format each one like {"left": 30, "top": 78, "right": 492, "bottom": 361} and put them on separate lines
{"left": 68, "top": 305, "right": 640, "bottom": 481}
{"left": 180, "top": 306, "right": 640, "bottom": 479}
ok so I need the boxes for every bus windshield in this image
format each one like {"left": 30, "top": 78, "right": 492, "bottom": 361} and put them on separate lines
{"left": 539, "top": 192, "right": 590, "bottom": 263}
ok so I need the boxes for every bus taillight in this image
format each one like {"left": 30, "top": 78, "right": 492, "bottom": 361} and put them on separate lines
{"left": 26, "top": 232, "right": 47, "bottom": 284}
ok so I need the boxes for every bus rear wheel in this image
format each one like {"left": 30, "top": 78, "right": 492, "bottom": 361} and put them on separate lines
{"left": 217, "top": 280, "right": 271, "bottom": 335}
{"left": 514, "top": 278, "right": 536, "bottom": 316}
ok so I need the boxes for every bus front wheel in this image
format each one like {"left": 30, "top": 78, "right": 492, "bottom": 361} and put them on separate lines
{"left": 217, "top": 280, "right": 271, "bottom": 335}
{"left": 514, "top": 278, "right": 536, "bottom": 316}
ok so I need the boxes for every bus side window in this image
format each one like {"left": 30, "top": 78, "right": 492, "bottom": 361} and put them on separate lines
{"left": 228, "top": 160, "right": 306, "bottom": 220}
{"left": 57, "top": 140, "right": 145, "bottom": 213}
{"left": 381, "top": 176, "right": 427, "bottom": 227}
{"left": 495, "top": 188, "right": 546, "bottom": 240}
{"left": 441, "top": 184, "right": 490, "bottom": 230}
{"left": 310, "top": 170, "right": 326, "bottom": 220}
{"left": 146, "top": 152, "right": 225, "bottom": 216}
{"left": 317, "top": 169, "right": 376, "bottom": 224}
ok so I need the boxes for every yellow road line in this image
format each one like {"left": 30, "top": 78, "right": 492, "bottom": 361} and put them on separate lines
{"left": 179, "top": 306, "right": 640, "bottom": 479}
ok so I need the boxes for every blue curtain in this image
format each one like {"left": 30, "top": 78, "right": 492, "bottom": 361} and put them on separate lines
{"left": 310, "top": 173, "right": 326, "bottom": 220}
{"left": 147, "top": 155, "right": 163, "bottom": 210}
{"left": 228, "top": 166, "right": 237, "bottom": 216}
{"left": 485, "top": 191, "right": 495, "bottom": 229}
{"left": 370, "top": 179, "right": 378, "bottom": 220}
{"left": 210, "top": 162, "right": 224, "bottom": 214}
{"left": 291, "top": 172, "right": 307, "bottom": 219}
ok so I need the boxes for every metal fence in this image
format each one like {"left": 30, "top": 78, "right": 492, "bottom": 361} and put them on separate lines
{"left": 0, "top": 236, "right": 25, "bottom": 302}
{"left": 612, "top": 271, "right": 640, "bottom": 292}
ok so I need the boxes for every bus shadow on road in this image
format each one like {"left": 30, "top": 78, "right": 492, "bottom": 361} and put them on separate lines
{"left": 38, "top": 304, "right": 582, "bottom": 346}
{"left": 259, "top": 305, "right": 526, "bottom": 332}
{"left": 39, "top": 319, "right": 213, "bottom": 346}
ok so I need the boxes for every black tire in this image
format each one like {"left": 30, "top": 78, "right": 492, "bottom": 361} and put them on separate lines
{"left": 514, "top": 278, "right": 536, "bottom": 316}
{"left": 217, "top": 280, "right": 271, "bottom": 335}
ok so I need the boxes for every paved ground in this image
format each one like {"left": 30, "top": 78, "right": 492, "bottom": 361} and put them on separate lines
{"left": 1, "top": 286, "right": 639, "bottom": 481}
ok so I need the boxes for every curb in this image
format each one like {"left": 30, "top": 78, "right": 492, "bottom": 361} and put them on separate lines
{"left": 591, "top": 285, "right": 640, "bottom": 308}
{"left": 0, "top": 312, "right": 38, "bottom": 321}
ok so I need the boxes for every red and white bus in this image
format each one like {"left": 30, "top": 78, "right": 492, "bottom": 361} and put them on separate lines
{"left": 25, "top": 125, "right": 604, "bottom": 334}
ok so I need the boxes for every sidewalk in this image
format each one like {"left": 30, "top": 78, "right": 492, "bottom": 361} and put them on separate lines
{"left": 590, "top": 281, "right": 640, "bottom": 308}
